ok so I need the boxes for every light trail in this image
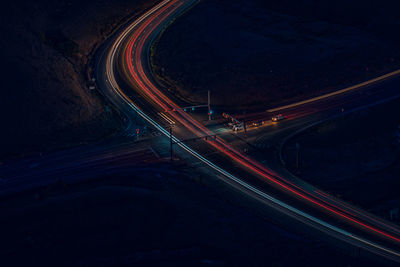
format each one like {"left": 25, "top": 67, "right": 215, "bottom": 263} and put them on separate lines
{"left": 123, "top": 0, "right": 400, "bottom": 244}
{"left": 102, "top": 0, "right": 400, "bottom": 261}
{"left": 267, "top": 69, "right": 400, "bottom": 113}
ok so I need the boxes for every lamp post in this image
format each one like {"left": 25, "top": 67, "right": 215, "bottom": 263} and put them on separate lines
{"left": 208, "top": 90, "right": 211, "bottom": 121}
{"left": 169, "top": 124, "right": 174, "bottom": 161}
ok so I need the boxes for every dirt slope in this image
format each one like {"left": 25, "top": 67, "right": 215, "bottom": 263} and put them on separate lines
{"left": 0, "top": 0, "right": 158, "bottom": 160}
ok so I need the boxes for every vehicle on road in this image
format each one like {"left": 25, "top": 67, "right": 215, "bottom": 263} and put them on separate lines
{"left": 233, "top": 123, "right": 244, "bottom": 131}
{"left": 271, "top": 114, "right": 286, "bottom": 122}
{"left": 98, "top": 0, "right": 400, "bottom": 260}
{"left": 251, "top": 120, "right": 264, "bottom": 127}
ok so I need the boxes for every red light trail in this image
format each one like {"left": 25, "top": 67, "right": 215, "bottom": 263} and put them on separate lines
{"left": 114, "top": 0, "right": 400, "bottom": 250}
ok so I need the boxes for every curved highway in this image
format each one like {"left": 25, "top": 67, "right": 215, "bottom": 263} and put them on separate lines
{"left": 96, "top": 0, "right": 400, "bottom": 263}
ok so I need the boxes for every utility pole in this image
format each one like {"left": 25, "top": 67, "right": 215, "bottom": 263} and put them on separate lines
{"left": 243, "top": 111, "right": 247, "bottom": 139}
{"left": 208, "top": 90, "right": 211, "bottom": 121}
{"left": 170, "top": 125, "right": 173, "bottom": 162}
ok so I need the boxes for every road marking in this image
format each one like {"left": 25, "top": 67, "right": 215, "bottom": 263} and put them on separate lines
{"left": 102, "top": 0, "right": 400, "bottom": 261}
{"left": 158, "top": 112, "right": 176, "bottom": 125}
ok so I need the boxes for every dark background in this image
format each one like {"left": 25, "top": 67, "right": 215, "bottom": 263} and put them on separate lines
{"left": 154, "top": 0, "right": 400, "bottom": 111}
{"left": 0, "top": 0, "right": 399, "bottom": 266}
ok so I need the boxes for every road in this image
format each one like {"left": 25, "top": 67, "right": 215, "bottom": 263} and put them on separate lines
{"left": 0, "top": 0, "right": 399, "bottom": 264}
{"left": 96, "top": 0, "right": 400, "bottom": 263}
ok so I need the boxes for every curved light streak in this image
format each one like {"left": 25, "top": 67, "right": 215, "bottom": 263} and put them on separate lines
{"left": 102, "top": 0, "right": 400, "bottom": 260}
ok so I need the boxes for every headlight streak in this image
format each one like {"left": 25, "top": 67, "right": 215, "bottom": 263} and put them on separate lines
{"left": 103, "top": 0, "right": 400, "bottom": 260}
{"left": 125, "top": 0, "right": 400, "bottom": 244}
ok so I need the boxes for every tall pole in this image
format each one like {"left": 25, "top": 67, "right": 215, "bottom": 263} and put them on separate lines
{"left": 243, "top": 111, "right": 247, "bottom": 139}
{"left": 170, "top": 125, "right": 173, "bottom": 161}
{"left": 208, "top": 90, "right": 211, "bottom": 121}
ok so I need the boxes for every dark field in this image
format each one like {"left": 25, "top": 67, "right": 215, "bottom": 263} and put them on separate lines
{"left": 153, "top": 0, "right": 400, "bottom": 112}
{"left": 283, "top": 97, "right": 400, "bottom": 221}
{"left": 0, "top": 164, "right": 374, "bottom": 266}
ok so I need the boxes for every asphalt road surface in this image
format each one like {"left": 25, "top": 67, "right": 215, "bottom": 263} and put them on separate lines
{"left": 1, "top": 0, "right": 400, "bottom": 264}
{"left": 96, "top": 0, "right": 400, "bottom": 263}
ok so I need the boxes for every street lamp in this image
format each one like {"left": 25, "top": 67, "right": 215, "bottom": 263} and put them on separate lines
{"left": 169, "top": 122, "right": 175, "bottom": 162}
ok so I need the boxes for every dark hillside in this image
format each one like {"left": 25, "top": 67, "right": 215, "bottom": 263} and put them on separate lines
{"left": 0, "top": 0, "right": 157, "bottom": 160}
